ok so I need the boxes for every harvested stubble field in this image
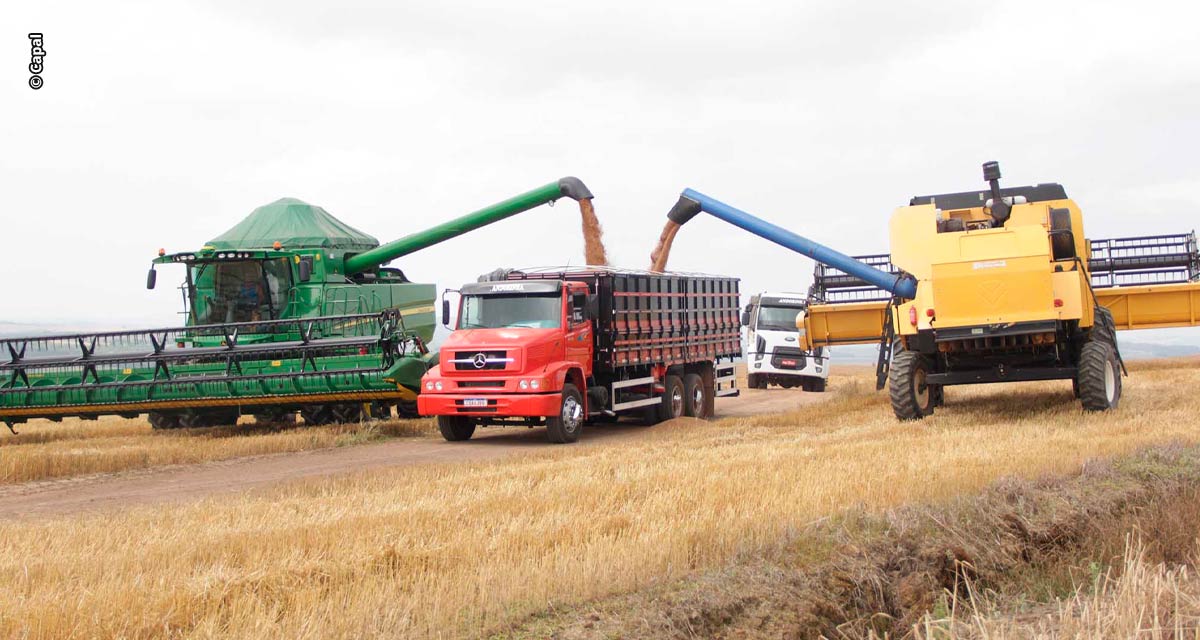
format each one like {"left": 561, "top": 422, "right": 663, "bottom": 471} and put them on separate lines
{"left": 0, "top": 415, "right": 435, "bottom": 485}
{"left": 2, "top": 358, "right": 1199, "bottom": 639}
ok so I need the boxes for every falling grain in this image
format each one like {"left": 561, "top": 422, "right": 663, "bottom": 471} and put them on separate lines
{"left": 578, "top": 198, "right": 608, "bottom": 266}
{"left": 649, "top": 220, "right": 680, "bottom": 272}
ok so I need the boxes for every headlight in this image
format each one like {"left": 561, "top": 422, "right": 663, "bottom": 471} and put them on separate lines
{"left": 530, "top": 379, "right": 540, "bottom": 389}
{"left": 434, "top": 381, "right": 443, "bottom": 391}
{"left": 425, "top": 381, "right": 433, "bottom": 391}
{"left": 519, "top": 380, "right": 529, "bottom": 390}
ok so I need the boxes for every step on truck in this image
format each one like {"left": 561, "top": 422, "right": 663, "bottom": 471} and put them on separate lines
{"left": 742, "top": 292, "right": 828, "bottom": 391}
{"left": 418, "top": 267, "right": 742, "bottom": 443}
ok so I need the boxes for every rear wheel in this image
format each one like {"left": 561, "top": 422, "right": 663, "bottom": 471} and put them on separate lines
{"left": 1078, "top": 341, "right": 1121, "bottom": 411}
{"left": 546, "top": 384, "right": 584, "bottom": 443}
{"left": 148, "top": 411, "right": 180, "bottom": 430}
{"left": 889, "top": 350, "right": 935, "bottom": 420}
{"left": 682, "top": 373, "right": 710, "bottom": 418}
{"left": 657, "top": 375, "right": 685, "bottom": 422}
{"left": 438, "top": 416, "right": 476, "bottom": 441}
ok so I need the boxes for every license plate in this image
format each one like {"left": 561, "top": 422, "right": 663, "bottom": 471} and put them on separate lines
{"left": 462, "top": 398, "right": 488, "bottom": 407}
{"left": 781, "top": 359, "right": 797, "bottom": 367}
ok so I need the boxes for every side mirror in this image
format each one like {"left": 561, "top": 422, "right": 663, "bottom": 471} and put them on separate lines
{"left": 297, "top": 257, "right": 312, "bottom": 282}
{"left": 441, "top": 299, "right": 451, "bottom": 327}
{"left": 146, "top": 268, "right": 157, "bottom": 290}
{"left": 740, "top": 311, "right": 750, "bottom": 326}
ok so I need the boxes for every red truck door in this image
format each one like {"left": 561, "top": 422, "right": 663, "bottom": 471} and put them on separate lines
{"left": 564, "top": 286, "right": 593, "bottom": 376}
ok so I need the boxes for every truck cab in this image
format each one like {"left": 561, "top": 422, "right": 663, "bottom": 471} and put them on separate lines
{"left": 742, "top": 292, "right": 828, "bottom": 391}
{"left": 419, "top": 279, "right": 595, "bottom": 443}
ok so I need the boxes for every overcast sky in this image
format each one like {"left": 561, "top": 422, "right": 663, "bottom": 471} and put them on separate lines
{"left": 3, "top": 1, "right": 1199, "bottom": 344}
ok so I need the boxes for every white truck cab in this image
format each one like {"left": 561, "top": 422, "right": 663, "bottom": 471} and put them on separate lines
{"left": 741, "top": 292, "right": 829, "bottom": 391}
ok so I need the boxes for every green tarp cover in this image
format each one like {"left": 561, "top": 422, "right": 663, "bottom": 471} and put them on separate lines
{"left": 207, "top": 198, "right": 379, "bottom": 251}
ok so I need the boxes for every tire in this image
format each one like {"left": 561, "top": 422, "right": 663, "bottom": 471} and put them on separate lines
{"left": 300, "top": 404, "right": 334, "bottom": 426}
{"left": 330, "top": 403, "right": 364, "bottom": 424}
{"left": 889, "top": 350, "right": 935, "bottom": 420}
{"left": 397, "top": 400, "right": 420, "bottom": 419}
{"left": 206, "top": 409, "right": 240, "bottom": 427}
{"left": 148, "top": 411, "right": 180, "bottom": 430}
{"left": 437, "top": 415, "right": 476, "bottom": 441}
{"left": 178, "top": 409, "right": 209, "bottom": 429}
{"left": 1091, "top": 306, "right": 1117, "bottom": 347}
{"left": 1049, "top": 207, "right": 1076, "bottom": 260}
{"left": 254, "top": 407, "right": 296, "bottom": 425}
{"left": 546, "top": 383, "right": 585, "bottom": 443}
{"left": 747, "top": 373, "right": 764, "bottom": 390}
{"left": 808, "top": 378, "right": 827, "bottom": 393}
{"left": 1078, "top": 341, "right": 1121, "bottom": 411}
{"left": 657, "top": 375, "right": 685, "bottom": 422}
{"left": 682, "top": 373, "right": 711, "bottom": 418}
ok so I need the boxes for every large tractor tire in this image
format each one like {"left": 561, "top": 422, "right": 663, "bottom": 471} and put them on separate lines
{"left": 437, "top": 416, "right": 476, "bottom": 441}
{"left": 254, "top": 407, "right": 296, "bottom": 425}
{"left": 657, "top": 375, "right": 685, "bottom": 423}
{"left": 300, "top": 404, "right": 334, "bottom": 426}
{"left": 1078, "top": 341, "right": 1121, "bottom": 411}
{"left": 148, "top": 412, "right": 180, "bottom": 430}
{"left": 546, "top": 383, "right": 585, "bottom": 444}
{"left": 1091, "top": 306, "right": 1117, "bottom": 347}
{"left": 397, "top": 400, "right": 420, "bottom": 419}
{"left": 178, "top": 409, "right": 210, "bottom": 429}
{"left": 746, "top": 373, "right": 764, "bottom": 390}
{"left": 682, "top": 373, "right": 711, "bottom": 418}
{"left": 330, "top": 403, "right": 364, "bottom": 424}
{"left": 889, "top": 350, "right": 936, "bottom": 420}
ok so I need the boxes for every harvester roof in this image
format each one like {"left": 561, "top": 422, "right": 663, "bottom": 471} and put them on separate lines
{"left": 206, "top": 198, "right": 379, "bottom": 251}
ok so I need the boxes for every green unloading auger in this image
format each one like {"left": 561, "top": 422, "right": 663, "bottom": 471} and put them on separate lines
{"left": 1, "top": 177, "right": 594, "bottom": 431}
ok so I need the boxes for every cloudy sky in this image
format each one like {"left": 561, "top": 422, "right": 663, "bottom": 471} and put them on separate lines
{"left": 3, "top": 1, "right": 1198, "bottom": 344}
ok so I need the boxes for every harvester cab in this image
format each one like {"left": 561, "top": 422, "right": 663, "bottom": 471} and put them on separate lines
{"left": 662, "top": 163, "right": 1199, "bottom": 421}
{"left": 1, "top": 178, "right": 594, "bottom": 431}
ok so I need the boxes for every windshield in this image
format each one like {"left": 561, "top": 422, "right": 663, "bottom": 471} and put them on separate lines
{"left": 188, "top": 259, "right": 291, "bottom": 324}
{"left": 756, "top": 306, "right": 802, "bottom": 332}
{"left": 459, "top": 294, "right": 561, "bottom": 329}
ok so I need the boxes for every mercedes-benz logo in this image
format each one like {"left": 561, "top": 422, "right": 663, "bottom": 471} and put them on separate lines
{"left": 472, "top": 353, "right": 488, "bottom": 369}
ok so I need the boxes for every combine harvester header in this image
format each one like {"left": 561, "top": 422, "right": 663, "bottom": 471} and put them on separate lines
{"left": 1, "top": 178, "right": 595, "bottom": 431}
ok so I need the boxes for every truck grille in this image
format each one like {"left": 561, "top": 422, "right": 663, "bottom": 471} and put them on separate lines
{"left": 450, "top": 350, "right": 511, "bottom": 371}
{"left": 771, "top": 347, "right": 806, "bottom": 370}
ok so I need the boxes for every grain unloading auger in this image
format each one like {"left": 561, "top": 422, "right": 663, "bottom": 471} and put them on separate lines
{"left": 0, "top": 178, "right": 594, "bottom": 430}
{"left": 665, "top": 163, "right": 1200, "bottom": 420}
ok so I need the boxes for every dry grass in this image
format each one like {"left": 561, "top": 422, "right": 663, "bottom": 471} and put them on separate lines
{"left": 1, "top": 360, "right": 1198, "bottom": 639}
{"left": 926, "top": 540, "right": 1200, "bottom": 639}
{"left": 0, "top": 415, "right": 436, "bottom": 485}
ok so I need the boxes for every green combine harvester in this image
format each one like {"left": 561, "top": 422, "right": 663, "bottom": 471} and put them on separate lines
{"left": 0, "top": 178, "right": 594, "bottom": 430}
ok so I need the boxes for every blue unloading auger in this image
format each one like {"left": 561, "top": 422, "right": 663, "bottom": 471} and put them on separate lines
{"left": 666, "top": 189, "right": 918, "bottom": 299}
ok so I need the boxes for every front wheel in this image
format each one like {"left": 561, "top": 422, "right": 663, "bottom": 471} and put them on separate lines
{"left": 1078, "top": 341, "right": 1121, "bottom": 411}
{"left": 438, "top": 415, "right": 476, "bottom": 441}
{"left": 889, "top": 350, "right": 935, "bottom": 420}
{"left": 546, "top": 384, "right": 585, "bottom": 443}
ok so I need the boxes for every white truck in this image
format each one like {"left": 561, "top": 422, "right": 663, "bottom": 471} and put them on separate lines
{"left": 741, "top": 292, "right": 829, "bottom": 391}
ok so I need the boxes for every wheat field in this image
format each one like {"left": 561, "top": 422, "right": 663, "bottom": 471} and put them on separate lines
{"left": 0, "top": 415, "right": 435, "bottom": 485}
{"left": 2, "top": 359, "right": 1198, "bottom": 638}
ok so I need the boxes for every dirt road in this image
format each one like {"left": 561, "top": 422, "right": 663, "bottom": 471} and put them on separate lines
{"left": 0, "top": 387, "right": 827, "bottom": 520}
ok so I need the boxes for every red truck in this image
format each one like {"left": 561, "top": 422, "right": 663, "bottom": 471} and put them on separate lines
{"left": 418, "top": 267, "right": 742, "bottom": 443}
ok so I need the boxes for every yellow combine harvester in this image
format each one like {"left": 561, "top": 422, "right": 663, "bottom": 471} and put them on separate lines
{"left": 665, "top": 162, "right": 1200, "bottom": 420}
